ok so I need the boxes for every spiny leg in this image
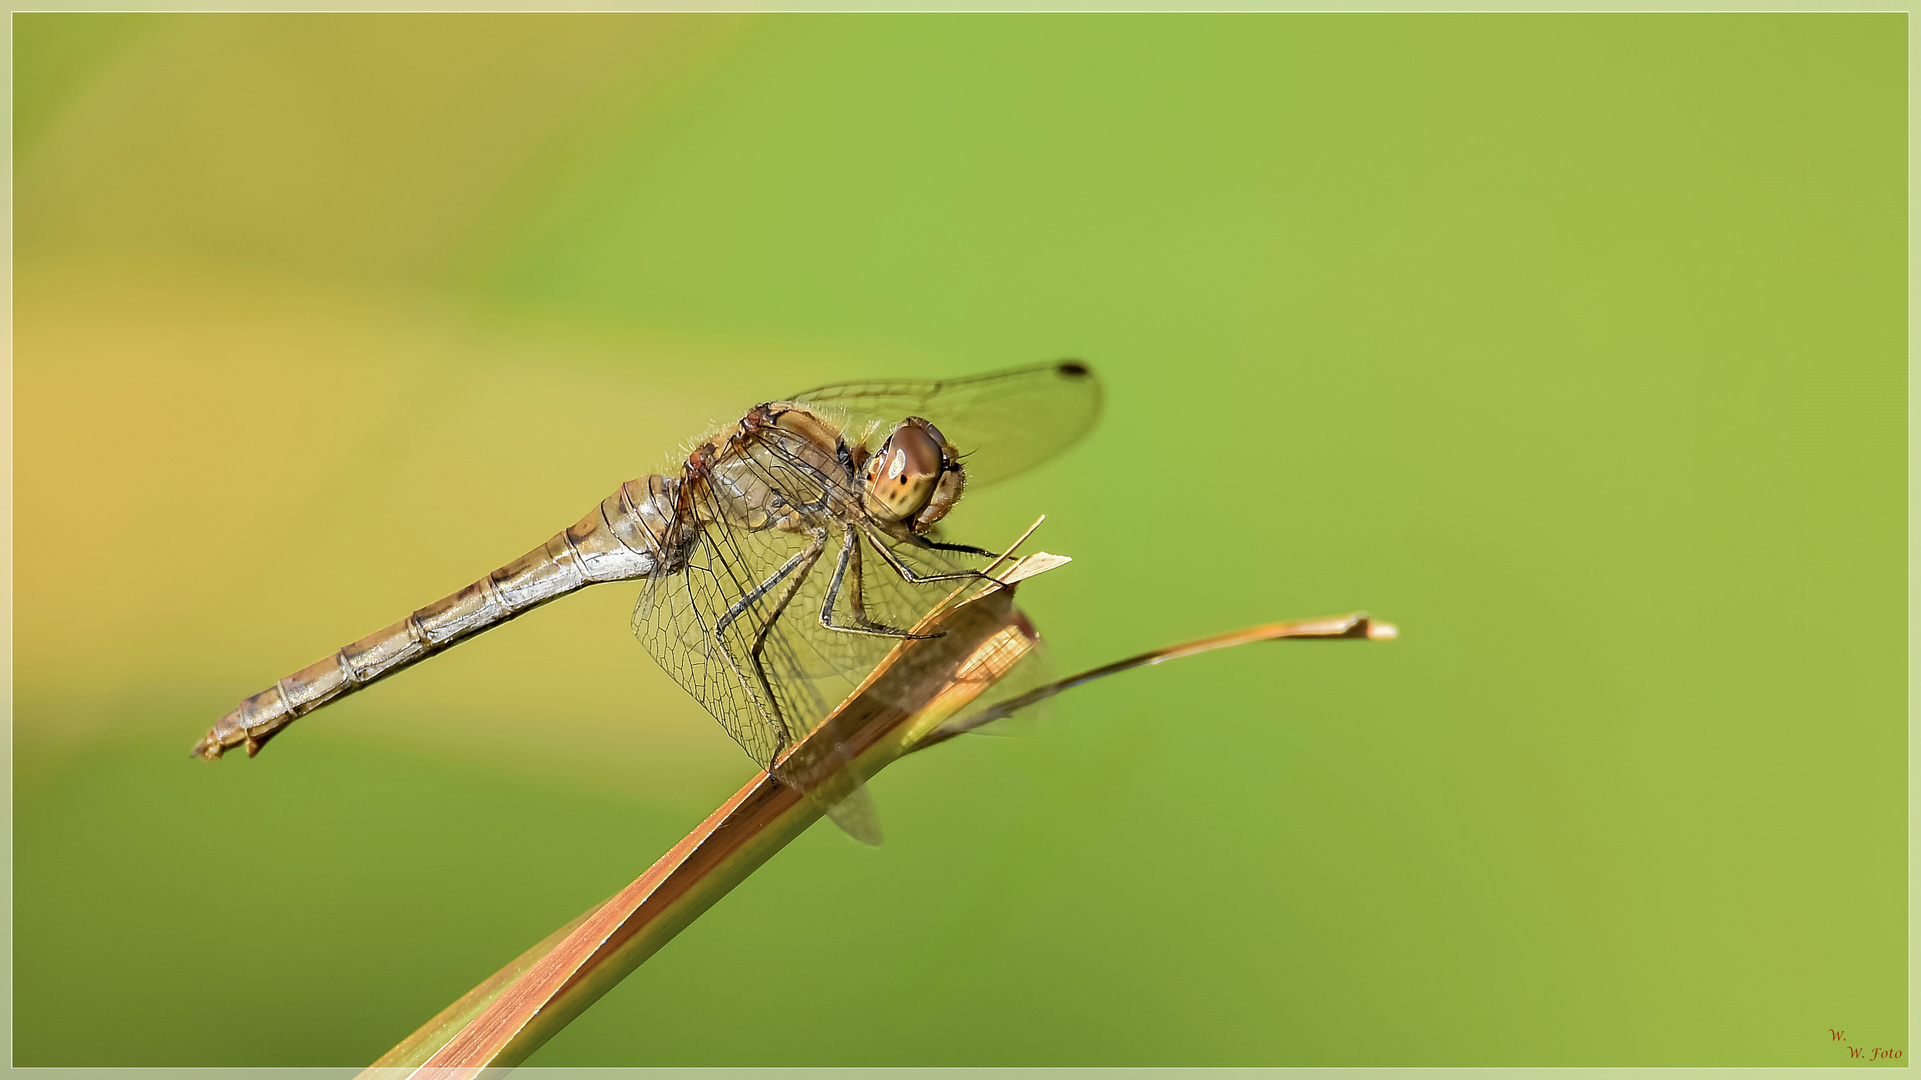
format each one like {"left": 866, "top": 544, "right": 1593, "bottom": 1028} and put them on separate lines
{"left": 701, "top": 598, "right": 783, "bottom": 771}
{"left": 842, "top": 531, "right": 894, "bottom": 631}
{"left": 680, "top": 560, "right": 773, "bottom": 748}
{"left": 818, "top": 528, "right": 940, "bottom": 640}
{"left": 846, "top": 530, "right": 866, "bottom": 622}
{"left": 858, "top": 522, "right": 997, "bottom": 587}
{"left": 919, "top": 538, "right": 999, "bottom": 558}
{"left": 842, "top": 532, "right": 963, "bottom": 636}
{"left": 743, "top": 529, "right": 829, "bottom": 744}
{"left": 711, "top": 528, "right": 825, "bottom": 754}
{"left": 715, "top": 531, "right": 825, "bottom": 640}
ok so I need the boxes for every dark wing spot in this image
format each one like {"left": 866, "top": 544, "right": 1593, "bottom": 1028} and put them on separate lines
{"left": 1057, "top": 360, "right": 1090, "bottom": 378}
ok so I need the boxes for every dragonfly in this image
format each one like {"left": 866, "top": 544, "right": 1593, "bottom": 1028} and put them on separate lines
{"left": 191, "top": 359, "right": 1103, "bottom": 841}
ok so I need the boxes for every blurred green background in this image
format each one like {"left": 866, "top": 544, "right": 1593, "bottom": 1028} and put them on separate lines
{"left": 12, "top": 14, "right": 1904, "bottom": 1066}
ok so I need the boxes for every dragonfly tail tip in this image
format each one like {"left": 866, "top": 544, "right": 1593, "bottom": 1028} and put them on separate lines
{"left": 189, "top": 733, "right": 227, "bottom": 761}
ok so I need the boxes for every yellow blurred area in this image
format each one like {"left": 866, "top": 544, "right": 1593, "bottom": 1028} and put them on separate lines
{"left": 20, "top": 15, "right": 746, "bottom": 281}
{"left": 14, "top": 16, "right": 799, "bottom": 807}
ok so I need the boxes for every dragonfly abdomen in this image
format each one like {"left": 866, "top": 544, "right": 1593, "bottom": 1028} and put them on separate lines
{"left": 192, "top": 474, "right": 685, "bottom": 760}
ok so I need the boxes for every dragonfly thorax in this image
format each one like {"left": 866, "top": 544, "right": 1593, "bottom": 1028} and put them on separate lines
{"left": 714, "top": 403, "right": 966, "bottom": 536}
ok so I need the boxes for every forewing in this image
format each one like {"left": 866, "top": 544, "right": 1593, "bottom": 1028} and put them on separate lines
{"left": 790, "top": 360, "right": 1103, "bottom": 489}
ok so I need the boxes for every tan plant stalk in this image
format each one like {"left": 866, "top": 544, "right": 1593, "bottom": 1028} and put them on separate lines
{"left": 363, "top": 557, "right": 1392, "bottom": 1074}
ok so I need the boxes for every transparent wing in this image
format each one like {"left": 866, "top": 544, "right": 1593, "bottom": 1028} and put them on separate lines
{"left": 789, "top": 359, "right": 1103, "bottom": 489}
{"left": 633, "top": 520, "right": 824, "bottom": 770}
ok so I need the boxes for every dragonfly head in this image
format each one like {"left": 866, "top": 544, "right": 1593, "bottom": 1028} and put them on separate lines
{"left": 862, "top": 417, "right": 964, "bottom": 531}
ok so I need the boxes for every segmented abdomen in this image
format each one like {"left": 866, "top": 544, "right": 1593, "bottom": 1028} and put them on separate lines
{"left": 192, "top": 474, "right": 685, "bottom": 760}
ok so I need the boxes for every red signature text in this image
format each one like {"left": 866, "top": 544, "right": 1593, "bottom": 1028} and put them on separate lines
{"left": 1831, "top": 1028, "right": 1902, "bottom": 1062}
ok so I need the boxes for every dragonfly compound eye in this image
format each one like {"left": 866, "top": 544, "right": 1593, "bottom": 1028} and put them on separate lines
{"left": 863, "top": 419, "right": 947, "bottom": 524}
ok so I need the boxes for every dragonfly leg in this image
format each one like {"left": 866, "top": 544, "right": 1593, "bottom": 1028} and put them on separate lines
{"left": 918, "top": 538, "right": 999, "bottom": 558}
{"left": 818, "top": 528, "right": 941, "bottom": 639}
{"left": 707, "top": 528, "right": 827, "bottom": 750}
{"left": 684, "top": 577, "right": 782, "bottom": 765}
{"left": 858, "top": 522, "right": 995, "bottom": 587}
{"left": 714, "top": 531, "right": 825, "bottom": 640}
{"left": 845, "top": 531, "right": 867, "bottom": 620}
{"left": 739, "top": 529, "right": 830, "bottom": 743}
